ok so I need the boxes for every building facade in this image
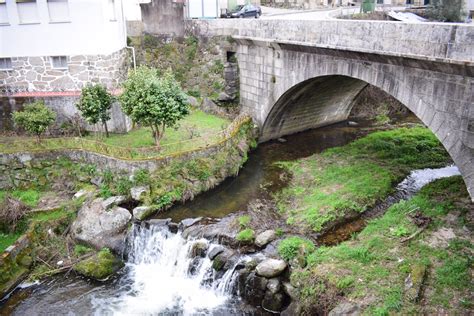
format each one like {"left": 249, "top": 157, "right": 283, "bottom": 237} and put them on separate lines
{"left": 0, "top": 0, "right": 131, "bottom": 132}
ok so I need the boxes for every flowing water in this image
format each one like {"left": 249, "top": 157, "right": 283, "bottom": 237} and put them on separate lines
{"left": 0, "top": 118, "right": 459, "bottom": 315}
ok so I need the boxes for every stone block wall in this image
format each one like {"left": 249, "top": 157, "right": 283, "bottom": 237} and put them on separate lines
{"left": 185, "top": 19, "right": 474, "bottom": 64}
{"left": 0, "top": 48, "right": 129, "bottom": 95}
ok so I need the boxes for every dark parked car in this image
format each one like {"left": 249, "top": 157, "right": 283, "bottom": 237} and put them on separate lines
{"left": 227, "top": 4, "right": 261, "bottom": 18}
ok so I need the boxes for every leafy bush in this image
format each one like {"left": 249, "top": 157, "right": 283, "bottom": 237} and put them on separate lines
{"left": 278, "top": 236, "right": 316, "bottom": 261}
{"left": 77, "top": 84, "right": 114, "bottom": 137}
{"left": 12, "top": 101, "right": 56, "bottom": 141}
{"left": 236, "top": 228, "right": 255, "bottom": 242}
{"left": 120, "top": 66, "right": 190, "bottom": 146}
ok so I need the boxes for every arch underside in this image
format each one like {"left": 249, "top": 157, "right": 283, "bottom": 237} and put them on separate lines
{"left": 258, "top": 73, "right": 473, "bottom": 201}
{"left": 261, "top": 75, "right": 367, "bottom": 141}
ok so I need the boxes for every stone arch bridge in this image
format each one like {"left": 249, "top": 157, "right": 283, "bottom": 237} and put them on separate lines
{"left": 187, "top": 19, "right": 474, "bottom": 200}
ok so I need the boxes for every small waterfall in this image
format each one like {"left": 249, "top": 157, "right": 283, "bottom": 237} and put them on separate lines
{"left": 92, "top": 224, "right": 241, "bottom": 316}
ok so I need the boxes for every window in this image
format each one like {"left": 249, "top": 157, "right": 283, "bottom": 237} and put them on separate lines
{"left": 16, "top": 0, "right": 39, "bottom": 24}
{"left": 47, "top": 0, "right": 69, "bottom": 22}
{"left": 51, "top": 56, "right": 68, "bottom": 69}
{"left": 108, "top": 0, "right": 116, "bottom": 21}
{"left": 0, "top": 0, "right": 8, "bottom": 25}
{"left": 0, "top": 58, "right": 13, "bottom": 70}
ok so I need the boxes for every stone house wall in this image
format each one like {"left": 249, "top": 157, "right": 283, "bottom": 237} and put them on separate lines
{"left": 0, "top": 48, "right": 129, "bottom": 95}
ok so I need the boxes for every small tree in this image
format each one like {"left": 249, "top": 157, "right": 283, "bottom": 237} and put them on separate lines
{"left": 12, "top": 101, "right": 56, "bottom": 142}
{"left": 120, "top": 66, "right": 189, "bottom": 147}
{"left": 77, "top": 84, "right": 114, "bottom": 137}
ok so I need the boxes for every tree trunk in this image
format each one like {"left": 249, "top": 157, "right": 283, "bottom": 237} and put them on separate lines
{"left": 103, "top": 121, "right": 109, "bottom": 138}
{"left": 151, "top": 124, "right": 161, "bottom": 147}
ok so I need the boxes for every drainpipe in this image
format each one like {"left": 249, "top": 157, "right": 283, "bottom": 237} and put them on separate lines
{"left": 126, "top": 46, "right": 137, "bottom": 71}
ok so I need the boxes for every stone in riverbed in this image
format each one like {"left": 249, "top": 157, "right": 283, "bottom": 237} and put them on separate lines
{"left": 208, "top": 245, "right": 225, "bottom": 260}
{"left": 133, "top": 206, "right": 153, "bottom": 220}
{"left": 266, "top": 278, "right": 281, "bottom": 294}
{"left": 191, "top": 241, "right": 208, "bottom": 258}
{"left": 255, "top": 230, "right": 276, "bottom": 247}
{"left": 255, "top": 259, "right": 287, "bottom": 278}
{"left": 73, "top": 248, "right": 124, "bottom": 281}
{"left": 130, "top": 186, "right": 149, "bottom": 201}
{"left": 262, "top": 290, "right": 286, "bottom": 313}
{"left": 282, "top": 282, "right": 298, "bottom": 300}
{"left": 180, "top": 217, "right": 203, "bottom": 229}
{"left": 242, "top": 272, "right": 268, "bottom": 306}
{"left": 71, "top": 197, "right": 132, "bottom": 253}
{"left": 102, "top": 195, "right": 127, "bottom": 210}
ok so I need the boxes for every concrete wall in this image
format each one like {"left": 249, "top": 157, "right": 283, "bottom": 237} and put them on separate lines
{"left": 141, "top": 0, "right": 185, "bottom": 37}
{"left": 0, "top": 0, "right": 126, "bottom": 57}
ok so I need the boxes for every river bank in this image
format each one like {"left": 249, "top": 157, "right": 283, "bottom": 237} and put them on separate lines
{"left": 1, "top": 121, "right": 471, "bottom": 315}
{"left": 274, "top": 126, "right": 452, "bottom": 236}
{"left": 288, "top": 175, "right": 473, "bottom": 315}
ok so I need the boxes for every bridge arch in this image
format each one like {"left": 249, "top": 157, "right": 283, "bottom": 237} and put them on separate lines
{"left": 252, "top": 55, "right": 473, "bottom": 200}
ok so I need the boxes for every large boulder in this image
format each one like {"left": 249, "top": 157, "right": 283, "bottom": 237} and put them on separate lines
{"left": 71, "top": 197, "right": 132, "bottom": 253}
{"left": 256, "top": 259, "right": 287, "bottom": 278}
{"left": 241, "top": 272, "right": 268, "bottom": 306}
{"left": 73, "top": 248, "right": 124, "bottom": 281}
{"left": 262, "top": 290, "right": 286, "bottom": 313}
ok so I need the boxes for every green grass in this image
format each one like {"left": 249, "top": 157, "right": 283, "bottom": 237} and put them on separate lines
{"left": 87, "top": 109, "right": 228, "bottom": 148}
{"left": 278, "top": 236, "right": 315, "bottom": 261}
{"left": 0, "top": 232, "right": 22, "bottom": 252}
{"left": 0, "top": 110, "right": 230, "bottom": 159}
{"left": 236, "top": 228, "right": 255, "bottom": 242}
{"left": 275, "top": 127, "right": 451, "bottom": 233}
{"left": 0, "top": 189, "right": 41, "bottom": 207}
{"left": 295, "top": 176, "right": 472, "bottom": 315}
{"left": 238, "top": 215, "right": 251, "bottom": 228}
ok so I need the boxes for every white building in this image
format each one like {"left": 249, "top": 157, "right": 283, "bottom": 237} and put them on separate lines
{"left": 0, "top": 0, "right": 132, "bottom": 133}
{"left": 0, "top": 0, "right": 129, "bottom": 95}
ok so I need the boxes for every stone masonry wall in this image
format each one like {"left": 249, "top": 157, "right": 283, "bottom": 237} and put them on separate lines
{"left": 0, "top": 48, "right": 129, "bottom": 95}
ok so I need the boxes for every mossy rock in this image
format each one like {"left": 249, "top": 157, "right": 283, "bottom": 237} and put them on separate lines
{"left": 73, "top": 248, "right": 123, "bottom": 281}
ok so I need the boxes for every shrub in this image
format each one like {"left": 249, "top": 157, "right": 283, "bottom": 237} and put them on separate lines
{"left": 77, "top": 84, "right": 114, "bottom": 137}
{"left": 236, "top": 228, "right": 255, "bottom": 242}
{"left": 120, "top": 66, "right": 190, "bottom": 146}
{"left": 278, "top": 236, "right": 316, "bottom": 261}
{"left": 12, "top": 101, "right": 56, "bottom": 142}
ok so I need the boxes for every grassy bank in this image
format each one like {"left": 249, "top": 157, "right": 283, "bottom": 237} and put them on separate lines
{"left": 275, "top": 127, "right": 451, "bottom": 234}
{"left": 85, "top": 109, "right": 229, "bottom": 149}
{"left": 0, "top": 110, "right": 229, "bottom": 159}
{"left": 289, "top": 176, "right": 472, "bottom": 315}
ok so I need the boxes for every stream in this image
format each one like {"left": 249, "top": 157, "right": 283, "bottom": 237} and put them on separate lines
{"left": 0, "top": 119, "right": 460, "bottom": 315}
